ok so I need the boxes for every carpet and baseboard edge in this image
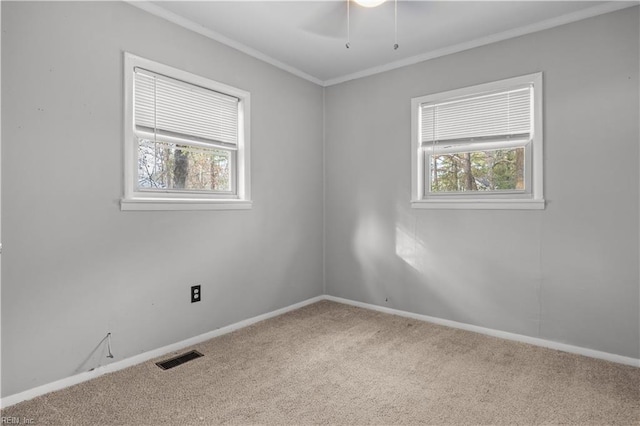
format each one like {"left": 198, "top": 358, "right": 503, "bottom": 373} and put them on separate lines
{"left": 0, "top": 296, "right": 324, "bottom": 408}
{"left": 324, "top": 296, "right": 640, "bottom": 368}
{"left": 2, "top": 294, "right": 638, "bottom": 408}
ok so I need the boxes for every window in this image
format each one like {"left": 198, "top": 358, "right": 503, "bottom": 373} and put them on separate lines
{"left": 122, "top": 53, "right": 251, "bottom": 210}
{"left": 411, "top": 73, "right": 544, "bottom": 209}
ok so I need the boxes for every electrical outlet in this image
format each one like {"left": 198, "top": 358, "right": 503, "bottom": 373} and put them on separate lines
{"left": 191, "top": 285, "right": 201, "bottom": 303}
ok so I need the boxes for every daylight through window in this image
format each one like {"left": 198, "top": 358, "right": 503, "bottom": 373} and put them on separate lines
{"left": 122, "top": 53, "right": 251, "bottom": 211}
{"left": 411, "top": 73, "right": 544, "bottom": 209}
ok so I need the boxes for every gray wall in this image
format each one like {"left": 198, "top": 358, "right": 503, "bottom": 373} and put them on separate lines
{"left": 325, "top": 7, "right": 639, "bottom": 358}
{"left": 2, "top": 1, "right": 639, "bottom": 400}
{"left": 1, "top": 1, "right": 324, "bottom": 397}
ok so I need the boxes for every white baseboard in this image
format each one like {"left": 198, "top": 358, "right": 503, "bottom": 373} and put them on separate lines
{"left": 324, "top": 295, "right": 640, "bottom": 368}
{"left": 0, "top": 295, "right": 324, "bottom": 409}
{"left": 2, "top": 293, "right": 638, "bottom": 408}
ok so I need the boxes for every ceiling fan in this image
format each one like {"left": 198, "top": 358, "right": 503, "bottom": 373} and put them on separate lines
{"left": 347, "top": 0, "right": 398, "bottom": 49}
{"left": 354, "top": 0, "right": 387, "bottom": 7}
{"left": 301, "top": 0, "right": 428, "bottom": 50}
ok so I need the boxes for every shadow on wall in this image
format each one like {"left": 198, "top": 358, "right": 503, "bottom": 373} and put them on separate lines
{"left": 74, "top": 333, "right": 112, "bottom": 374}
{"left": 350, "top": 199, "right": 453, "bottom": 320}
{"left": 349, "top": 185, "right": 539, "bottom": 330}
{"left": 348, "top": 189, "right": 459, "bottom": 321}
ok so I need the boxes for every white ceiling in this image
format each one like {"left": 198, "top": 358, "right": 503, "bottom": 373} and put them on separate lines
{"left": 134, "top": 1, "right": 637, "bottom": 86}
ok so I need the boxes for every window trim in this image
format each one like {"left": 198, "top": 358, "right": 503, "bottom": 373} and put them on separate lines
{"left": 121, "top": 52, "right": 251, "bottom": 211}
{"left": 410, "top": 72, "right": 544, "bottom": 210}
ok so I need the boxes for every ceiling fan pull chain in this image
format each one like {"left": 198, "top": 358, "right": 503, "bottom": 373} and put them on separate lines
{"left": 346, "top": 0, "right": 351, "bottom": 49}
{"left": 394, "top": 0, "right": 399, "bottom": 50}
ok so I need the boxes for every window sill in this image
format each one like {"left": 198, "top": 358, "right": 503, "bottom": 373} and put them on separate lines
{"left": 121, "top": 198, "right": 253, "bottom": 211}
{"left": 411, "top": 199, "right": 545, "bottom": 210}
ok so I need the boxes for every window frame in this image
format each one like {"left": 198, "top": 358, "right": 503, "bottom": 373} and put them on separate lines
{"left": 121, "top": 52, "right": 251, "bottom": 211}
{"left": 410, "top": 73, "right": 544, "bottom": 210}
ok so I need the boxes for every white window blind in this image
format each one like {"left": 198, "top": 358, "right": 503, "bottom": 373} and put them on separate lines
{"left": 134, "top": 67, "right": 239, "bottom": 149}
{"left": 421, "top": 86, "right": 532, "bottom": 145}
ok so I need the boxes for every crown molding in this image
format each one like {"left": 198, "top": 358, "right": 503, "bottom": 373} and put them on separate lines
{"left": 127, "top": 1, "right": 637, "bottom": 88}
{"left": 324, "top": 2, "right": 639, "bottom": 86}
{"left": 125, "top": 1, "right": 324, "bottom": 87}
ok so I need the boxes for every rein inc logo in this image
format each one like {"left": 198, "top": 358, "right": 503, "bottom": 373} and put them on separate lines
{"left": 1, "top": 418, "right": 34, "bottom": 424}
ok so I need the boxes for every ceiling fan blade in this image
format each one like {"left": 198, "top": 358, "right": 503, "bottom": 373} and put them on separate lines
{"left": 300, "top": 2, "right": 348, "bottom": 39}
{"left": 299, "top": 1, "right": 370, "bottom": 40}
{"left": 300, "top": 0, "right": 428, "bottom": 40}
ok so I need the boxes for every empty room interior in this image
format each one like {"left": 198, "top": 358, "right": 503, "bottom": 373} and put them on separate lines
{"left": 1, "top": 0, "right": 639, "bottom": 424}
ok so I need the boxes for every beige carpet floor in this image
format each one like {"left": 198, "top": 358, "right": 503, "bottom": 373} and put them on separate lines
{"left": 2, "top": 300, "right": 639, "bottom": 425}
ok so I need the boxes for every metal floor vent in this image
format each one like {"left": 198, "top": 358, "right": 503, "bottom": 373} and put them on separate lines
{"left": 156, "top": 350, "right": 203, "bottom": 370}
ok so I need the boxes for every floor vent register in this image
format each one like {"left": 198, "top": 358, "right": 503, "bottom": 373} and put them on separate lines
{"left": 156, "top": 350, "right": 204, "bottom": 370}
